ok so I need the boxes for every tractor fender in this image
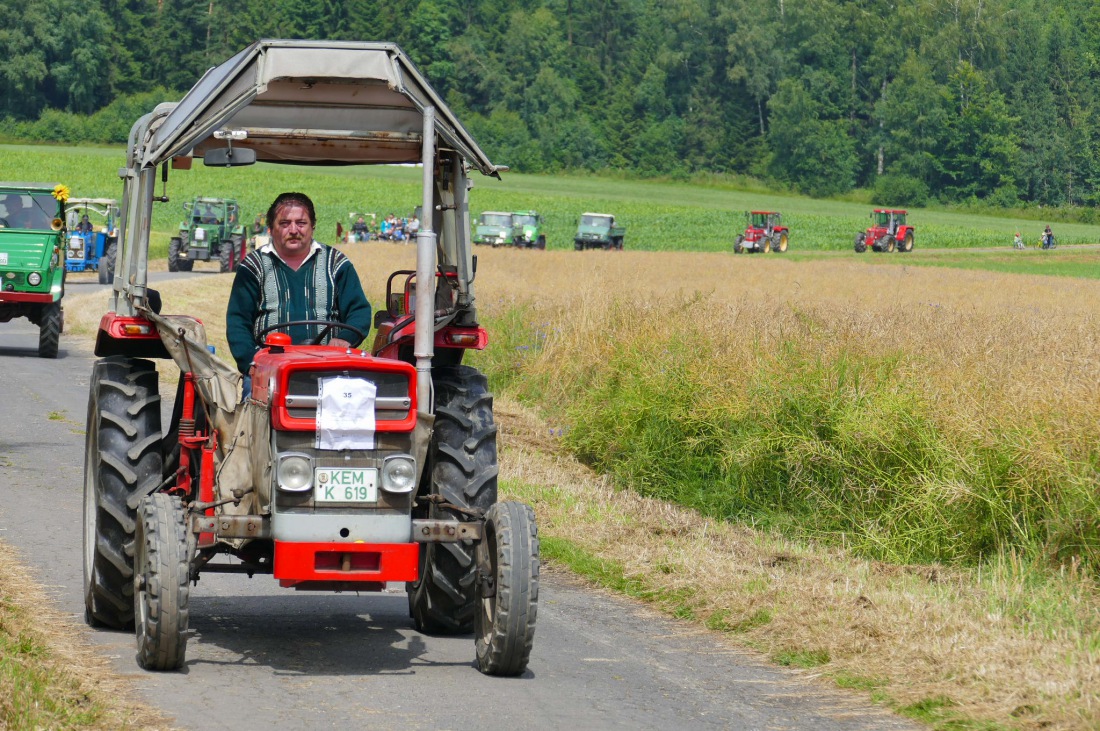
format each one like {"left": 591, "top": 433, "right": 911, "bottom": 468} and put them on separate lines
{"left": 94, "top": 312, "right": 172, "bottom": 359}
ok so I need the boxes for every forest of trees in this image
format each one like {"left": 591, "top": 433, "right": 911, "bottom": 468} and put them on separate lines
{"left": 2, "top": 0, "right": 1099, "bottom": 207}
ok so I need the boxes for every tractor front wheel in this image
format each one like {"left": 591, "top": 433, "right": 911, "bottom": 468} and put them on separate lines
{"left": 475, "top": 501, "right": 539, "bottom": 676}
{"left": 134, "top": 493, "right": 191, "bottom": 671}
{"left": 537, "top": 235, "right": 546, "bottom": 250}
{"left": 775, "top": 232, "right": 789, "bottom": 253}
{"left": 734, "top": 235, "right": 744, "bottom": 254}
{"left": 761, "top": 237, "right": 772, "bottom": 254}
{"left": 219, "top": 240, "right": 233, "bottom": 273}
{"left": 83, "top": 357, "right": 163, "bottom": 629}
{"left": 98, "top": 243, "right": 116, "bottom": 284}
{"left": 409, "top": 365, "right": 499, "bottom": 635}
{"left": 168, "top": 238, "right": 182, "bottom": 273}
{"left": 885, "top": 235, "right": 897, "bottom": 253}
{"left": 854, "top": 233, "right": 867, "bottom": 253}
{"left": 37, "top": 302, "right": 61, "bottom": 358}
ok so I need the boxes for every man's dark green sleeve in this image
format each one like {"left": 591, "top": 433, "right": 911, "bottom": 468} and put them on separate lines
{"left": 334, "top": 262, "right": 372, "bottom": 347}
{"left": 226, "top": 264, "right": 262, "bottom": 374}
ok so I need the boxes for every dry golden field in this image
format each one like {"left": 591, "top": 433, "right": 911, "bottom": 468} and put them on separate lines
{"left": 56, "top": 244, "right": 1100, "bottom": 729}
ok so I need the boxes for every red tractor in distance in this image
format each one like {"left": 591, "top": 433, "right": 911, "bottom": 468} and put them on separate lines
{"left": 854, "top": 209, "right": 914, "bottom": 253}
{"left": 734, "top": 211, "right": 788, "bottom": 253}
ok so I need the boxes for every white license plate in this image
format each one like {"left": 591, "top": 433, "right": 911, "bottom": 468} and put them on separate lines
{"left": 314, "top": 468, "right": 377, "bottom": 503}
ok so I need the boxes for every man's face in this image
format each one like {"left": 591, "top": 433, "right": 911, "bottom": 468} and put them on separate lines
{"left": 271, "top": 203, "right": 314, "bottom": 259}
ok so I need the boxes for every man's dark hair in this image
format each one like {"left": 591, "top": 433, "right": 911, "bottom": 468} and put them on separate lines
{"left": 267, "top": 192, "right": 316, "bottom": 229}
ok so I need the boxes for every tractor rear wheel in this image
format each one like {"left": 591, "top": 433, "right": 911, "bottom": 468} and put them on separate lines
{"left": 475, "top": 501, "right": 539, "bottom": 676}
{"left": 775, "top": 232, "right": 789, "bottom": 253}
{"left": 854, "top": 233, "right": 867, "bottom": 253}
{"left": 409, "top": 365, "right": 499, "bottom": 635}
{"left": 37, "top": 301, "right": 61, "bottom": 359}
{"left": 900, "top": 233, "right": 914, "bottom": 252}
{"left": 98, "top": 243, "right": 116, "bottom": 284}
{"left": 537, "top": 235, "right": 546, "bottom": 250}
{"left": 134, "top": 493, "right": 190, "bottom": 671}
{"left": 574, "top": 240, "right": 583, "bottom": 251}
{"left": 734, "top": 235, "right": 744, "bottom": 254}
{"left": 83, "top": 357, "right": 163, "bottom": 629}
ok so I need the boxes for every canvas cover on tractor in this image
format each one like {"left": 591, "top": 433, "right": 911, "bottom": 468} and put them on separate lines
{"left": 142, "top": 40, "right": 500, "bottom": 173}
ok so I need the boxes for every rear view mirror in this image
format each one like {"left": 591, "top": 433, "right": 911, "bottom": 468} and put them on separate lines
{"left": 203, "top": 146, "right": 256, "bottom": 167}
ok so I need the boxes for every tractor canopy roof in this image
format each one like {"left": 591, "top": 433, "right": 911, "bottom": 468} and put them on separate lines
{"left": 0, "top": 182, "right": 63, "bottom": 193}
{"left": 67, "top": 197, "right": 119, "bottom": 207}
{"left": 581, "top": 212, "right": 613, "bottom": 219}
{"left": 749, "top": 210, "right": 779, "bottom": 215}
{"left": 873, "top": 209, "right": 908, "bottom": 214}
{"left": 138, "top": 39, "right": 499, "bottom": 174}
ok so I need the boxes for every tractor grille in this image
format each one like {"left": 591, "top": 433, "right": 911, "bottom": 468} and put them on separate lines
{"left": 284, "top": 370, "right": 411, "bottom": 422}
{"left": 273, "top": 429, "right": 414, "bottom": 512}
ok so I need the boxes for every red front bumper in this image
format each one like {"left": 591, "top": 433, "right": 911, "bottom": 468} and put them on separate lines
{"left": 0, "top": 291, "right": 53, "bottom": 304}
{"left": 273, "top": 541, "right": 419, "bottom": 587}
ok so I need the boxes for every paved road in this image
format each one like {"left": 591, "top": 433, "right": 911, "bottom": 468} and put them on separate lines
{"left": 0, "top": 278, "right": 916, "bottom": 731}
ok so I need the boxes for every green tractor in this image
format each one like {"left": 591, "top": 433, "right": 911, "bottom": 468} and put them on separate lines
{"left": 511, "top": 211, "right": 546, "bottom": 249}
{"left": 473, "top": 211, "right": 516, "bottom": 247}
{"left": 573, "top": 212, "right": 625, "bottom": 250}
{"left": 0, "top": 183, "right": 67, "bottom": 358}
{"left": 169, "top": 197, "right": 247, "bottom": 272}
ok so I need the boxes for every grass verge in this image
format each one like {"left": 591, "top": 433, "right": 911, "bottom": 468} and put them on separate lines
{"left": 0, "top": 541, "right": 170, "bottom": 730}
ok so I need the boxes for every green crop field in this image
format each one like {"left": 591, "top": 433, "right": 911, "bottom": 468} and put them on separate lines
{"left": 4, "top": 143, "right": 1100, "bottom": 261}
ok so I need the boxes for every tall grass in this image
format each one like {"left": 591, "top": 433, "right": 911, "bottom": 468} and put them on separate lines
{"left": 464, "top": 250, "right": 1100, "bottom": 573}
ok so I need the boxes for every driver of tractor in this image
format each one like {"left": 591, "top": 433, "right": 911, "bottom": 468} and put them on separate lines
{"left": 226, "top": 191, "right": 373, "bottom": 383}
{"left": 79, "top": 213, "right": 93, "bottom": 233}
{"left": 200, "top": 205, "right": 217, "bottom": 224}
{"left": 1, "top": 195, "right": 37, "bottom": 228}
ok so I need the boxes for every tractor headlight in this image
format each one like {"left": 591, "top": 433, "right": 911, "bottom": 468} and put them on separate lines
{"left": 277, "top": 453, "right": 313, "bottom": 492}
{"left": 381, "top": 455, "right": 416, "bottom": 493}
{"left": 27, "top": 272, "right": 42, "bottom": 286}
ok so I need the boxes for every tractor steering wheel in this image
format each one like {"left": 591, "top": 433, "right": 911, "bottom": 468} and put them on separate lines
{"left": 257, "top": 319, "right": 368, "bottom": 347}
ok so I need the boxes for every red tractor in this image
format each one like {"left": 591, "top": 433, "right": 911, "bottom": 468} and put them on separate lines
{"left": 734, "top": 211, "right": 788, "bottom": 253}
{"left": 854, "top": 209, "right": 914, "bottom": 253}
{"left": 83, "top": 41, "right": 538, "bottom": 677}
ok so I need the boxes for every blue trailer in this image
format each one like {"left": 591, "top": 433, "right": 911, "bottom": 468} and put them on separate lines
{"left": 64, "top": 198, "right": 120, "bottom": 283}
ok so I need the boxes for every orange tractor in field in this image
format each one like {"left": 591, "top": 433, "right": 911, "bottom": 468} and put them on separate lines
{"left": 854, "top": 209, "right": 913, "bottom": 253}
{"left": 734, "top": 211, "right": 788, "bottom": 253}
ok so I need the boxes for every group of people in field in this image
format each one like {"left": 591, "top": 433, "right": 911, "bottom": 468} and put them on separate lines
{"left": 339, "top": 212, "right": 421, "bottom": 243}
{"left": 1013, "top": 224, "right": 1056, "bottom": 250}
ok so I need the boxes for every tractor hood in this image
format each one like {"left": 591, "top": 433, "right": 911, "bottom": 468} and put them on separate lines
{"left": 140, "top": 40, "right": 500, "bottom": 175}
{"left": 0, "top": 231, "right": 60, "bottom": 269}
